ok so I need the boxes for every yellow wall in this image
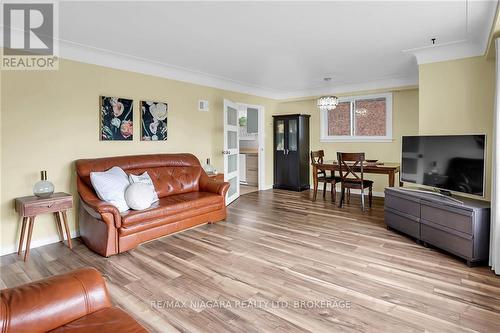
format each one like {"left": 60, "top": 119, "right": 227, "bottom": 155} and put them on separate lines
{"left": 419, "top": 56, "right": 495, "bottom": 200}
{"left": 0, "top": 58, "right": 277, "bottom": 254}
{"left": 273, "top": 88, "right": 420, "bottom": 194}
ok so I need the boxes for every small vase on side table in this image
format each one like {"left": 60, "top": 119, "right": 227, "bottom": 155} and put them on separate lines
{"left": 33, "top": 170, "right": 54, "bottom": 198}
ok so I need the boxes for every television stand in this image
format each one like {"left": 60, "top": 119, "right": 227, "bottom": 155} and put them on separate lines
{"left": 438, "top": 189, "right": 452, "bottom": 196}
{"left": 384, "top": 187, "right": 491, "bottom": 266}
{"left": 397, "top": 187, "right": 464, "bottom": 205}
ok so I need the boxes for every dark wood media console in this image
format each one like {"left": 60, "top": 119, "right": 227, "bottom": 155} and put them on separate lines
{"left": 384, "top": 187, "right": 491, "bottom": 266}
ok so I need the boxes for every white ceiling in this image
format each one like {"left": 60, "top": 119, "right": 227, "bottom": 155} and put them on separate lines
{"left": 54, "top": 1, "right": 498, "bottom": 99}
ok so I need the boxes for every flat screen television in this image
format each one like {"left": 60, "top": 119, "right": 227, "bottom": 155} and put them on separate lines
{"left": 401, "top": 135, "right": 486, "bottom": 196}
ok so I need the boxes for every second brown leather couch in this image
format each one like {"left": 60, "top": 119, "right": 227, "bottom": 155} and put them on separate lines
{"left": 0, "top": 267, "right": 148, "bottom": 333}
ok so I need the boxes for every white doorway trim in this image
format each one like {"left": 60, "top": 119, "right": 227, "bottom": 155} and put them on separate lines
{"left": 237, "top": 103, "right": 266, "bottom": 191}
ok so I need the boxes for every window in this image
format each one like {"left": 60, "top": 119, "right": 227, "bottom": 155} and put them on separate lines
{"left": 321, "top": 93, "right": 393, "bottom": 142}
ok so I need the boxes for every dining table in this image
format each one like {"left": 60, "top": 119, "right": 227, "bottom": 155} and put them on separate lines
{"left": 312, "top": 160, "right": 402, "bottom": 196}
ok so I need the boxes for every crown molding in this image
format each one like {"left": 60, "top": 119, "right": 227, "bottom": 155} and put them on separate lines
{"left": 486, "top": 2, "right": 500, "bottom": 59}
{"left": 60, "top": 40, "right": 419, "bottom": 101}
{"left": 403, "top": 0, "right": 498, "bottom": 65}
{"left": 59, "top": 40, "right": 283, "bottom": 99}
{"left": 403, "top": 40, "right": 486, "bottom": 65}
{"left": 274, "top": 76, "right": 419, "bottom": 100}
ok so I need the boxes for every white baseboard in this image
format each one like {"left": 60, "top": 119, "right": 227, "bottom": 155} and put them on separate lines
{"left": 261, "top": 183, "right": 386, "bottom": 197}
{"left": 1, "top": 231, "right": 80, "bottom": 257}
{"left": 335, "top": 188, "right": 385, "bottom": 197}
{"left": 327, "top": 184, "right": 385, "bottom": 197}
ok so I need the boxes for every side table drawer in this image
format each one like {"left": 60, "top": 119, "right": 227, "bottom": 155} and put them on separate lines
{"left": 22, "top": 198, "right": 72, "bottom": 216}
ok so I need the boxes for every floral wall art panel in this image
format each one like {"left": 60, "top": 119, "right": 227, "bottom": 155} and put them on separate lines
{"left": 141, "top": 101, "right": 168, "bottom": 141}
{"left": 100, "top": 96, "right": 134, "bottom": 140}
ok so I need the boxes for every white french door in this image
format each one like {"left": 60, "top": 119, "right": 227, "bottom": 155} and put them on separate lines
{"left": 223, "top": 99, "right": 240, "bottom": 205}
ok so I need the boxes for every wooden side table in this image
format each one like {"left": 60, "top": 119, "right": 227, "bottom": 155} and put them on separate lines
{"left": 15, "top": 192, "right": 73, "bottom": 261}
{"left": 208, "top": 173, "right": 224, "bottom": 182}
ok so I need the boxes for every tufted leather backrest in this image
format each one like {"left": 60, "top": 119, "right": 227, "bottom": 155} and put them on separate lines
{"left": 75, "top": 154, "right": 204, "bottom": 198}
{"left": 0, "top": 268, "right": 111, "bottom": 333}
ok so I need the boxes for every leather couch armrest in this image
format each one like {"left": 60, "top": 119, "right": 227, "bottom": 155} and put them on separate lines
{"left": 203, "top": 180, "right": 230, "bottom": 196}
{"left": 0, "top": 268, "right": 112, "bottom": 333}
{"left": 77, "top": 177, "right": 122, "bottom": 228}
{"left": 199, "top": 172, "right": 230, "bottom": 197}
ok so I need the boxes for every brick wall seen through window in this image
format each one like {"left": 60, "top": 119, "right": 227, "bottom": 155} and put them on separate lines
{"left": 327, "top": 102, "right": 351, "bottom": 136}
{"left": 324, "top": 94, "right": 391, "bottom": 141}
{"left": 354, "top": 98, "right": 386, "bottom": 136}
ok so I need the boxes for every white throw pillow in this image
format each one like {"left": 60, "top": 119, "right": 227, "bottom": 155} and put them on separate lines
{"left": 90, "top": 166, "right": 130, "bottom": 212}
{"left": 125, "top": 183, "right": 154, "bottom": 210}
{"left": 128, "top": 171, "right": 159, "bottom": 202}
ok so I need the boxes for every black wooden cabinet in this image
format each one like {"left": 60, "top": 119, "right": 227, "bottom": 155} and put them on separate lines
{"left": 273, "top": 114, "right": 310, "bottom": 191}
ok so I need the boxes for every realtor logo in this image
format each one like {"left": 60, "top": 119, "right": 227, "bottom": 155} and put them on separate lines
{"left": 4, "top": 3, "right": 53, "bottom": 55}
{"left": 2, "top": 1, "right": 58, "bottom": 70}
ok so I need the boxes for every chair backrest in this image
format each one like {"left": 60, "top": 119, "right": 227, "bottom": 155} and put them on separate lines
{"left": 337, "top": 152, "right": 365, "bottom": 184}
{"left": 310, "top": 150, "right": 325, "bottom": 165}
{"left": 311, "top": 150, "right": 326, "bottom": 175}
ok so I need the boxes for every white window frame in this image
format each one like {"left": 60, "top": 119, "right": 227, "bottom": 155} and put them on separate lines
{"left": 320, "top": 92, "right": 393, "bottom": 142}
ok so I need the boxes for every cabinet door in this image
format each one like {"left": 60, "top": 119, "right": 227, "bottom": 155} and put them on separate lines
{"left": 274, "top": 118, "right": 288, "bottom": 186}
{"left": 287, "top": 117, "right": 298, "bottom": 152}
{"left": 285, "top": 117, "right": 299, "bottom": 188}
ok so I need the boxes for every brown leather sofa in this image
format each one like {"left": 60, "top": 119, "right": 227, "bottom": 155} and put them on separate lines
{"left": 76, "top": 154, "right": 229, "bottom": 257}
{"left": 0, "top": 267, "right": 148, "bottom": 333}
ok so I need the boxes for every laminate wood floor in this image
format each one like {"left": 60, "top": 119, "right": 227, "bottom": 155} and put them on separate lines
{"left": 2, "top": 189, "right": 500, "bottom": 332}
{"left": 240, "top": 185, "right": 258, "bottom": 196}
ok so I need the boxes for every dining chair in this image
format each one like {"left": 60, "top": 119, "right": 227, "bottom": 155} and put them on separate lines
{"left": 337, "top": 152, "right": 373, "bottom": 211}
{"left": 310, "top": 150, "right": 342, "bottom": 202}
